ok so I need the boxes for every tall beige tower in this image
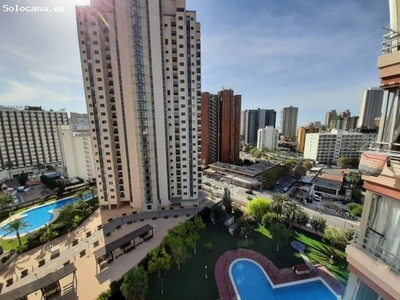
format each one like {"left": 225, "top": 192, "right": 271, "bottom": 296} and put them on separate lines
{"left": 76, "top": 0, "right": 202, "bottom": 211}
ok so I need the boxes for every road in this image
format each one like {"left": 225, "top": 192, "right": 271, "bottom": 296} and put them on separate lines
{"left": 203, "top": 176, "right": 359, "bottom": 230}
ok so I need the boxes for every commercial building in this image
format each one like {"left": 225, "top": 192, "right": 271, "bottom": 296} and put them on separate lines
{"left": 357, "top": 87, "right": 384, "bottom": 129}
{"left": 58, "top": 125, "right": 95, "bottom": 181}
{"left": 76, "top": 0, "right": 202, "bottom": 210}
{"left": 296, "top": 124, "right": 320, "bottom": 153}
{"left": 344, "top": 1, "right": 400, "bottom": 299}
{"left": 243, "top": 108, "right": 276, "bottom": 144}
{"left": 201, "top": 89, "right": 241, "bottom": 165}
{"left": 280, "top": 106, "right": 298, "bottom": 137}
{"left": 303, "top": 129, "right": 377, "bottom": 164}
{"left": 0, "top": 106, "right": 68, "bottom": 177}
{"left": 257, "top": 126, "right": 279, "bottom": 151}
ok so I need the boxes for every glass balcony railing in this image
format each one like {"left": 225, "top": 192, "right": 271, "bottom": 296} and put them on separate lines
{"left": 351, "top": 231, "right": 400, "bottom": 277}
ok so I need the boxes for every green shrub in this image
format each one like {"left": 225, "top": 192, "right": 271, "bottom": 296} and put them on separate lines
{"left": 262, "top": 212, "right": 283, "bottom": 228}
{"left": 347, "top": 203, "right": 363, "bottom": 216}
{"left": 203, "top": 242, "right": 213, "bottom": 251}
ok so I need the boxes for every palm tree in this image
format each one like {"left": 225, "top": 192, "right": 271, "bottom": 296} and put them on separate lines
{"left": 5, "top": 161, "right": 13, "bottom": 179}
{"left": 284, "top": 200, "right": 303, "bottom": 228}
{"left": 60, "top": 203, "right": 79, "bottom": 229}
{"left": 86, "top": 186, "right": 97, "bottom": 200}
{"left": 3, "top": 219, "right": 30, "bottom": 246}
{"left": 0, "top": 192, "right": 13, "bottom": 211}
{"left": 75, "top": 190, "right": 86, "bottom": 202}
{"left": 271, "top": 193, "right": 288, "bottom": 216}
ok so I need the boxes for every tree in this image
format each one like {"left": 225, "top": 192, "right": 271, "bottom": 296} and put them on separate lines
{"left": 186, "top": 216, "right": 206, "bottom": 254}
{"left": 271, "top": 193, "right": 287, "bottom": 216}
{"left": 302, "top": 161, "right": 313, "bottom": 171}
{"left": 323, "top": 226, "right": 349, "bottom": 249}
{"left": 269, "top": 223, "right": 292, "bottom": 251}
{"left": 60, "top": 203, "right": 79, "bottom": 229}
{"left": 40, "top": 224, "right": 57, "bottom": 243}
{"left": 5, "top": 161, "right": 13, "bottom": 179}
{"left": 87, "top": 186, "right": 97, "bottom": 199}
{"left": 337, "top": 156, "right": 348, "bottom": 168}
{"left": 247, "top": 198, "right": 272, "bottom": 223}
{"left": 164, "top": 235, "right": 188, "bottom": 270}
{"left": 17, "top": 172, "right": 29, "bottom": 186}
{"left": 148, "top": 246, "right": 171, "bottom": 294}
{"left": 260, "top": 169, "right": 277, "bottom": 189}
{"left": 283, "top": 200, "right": 303, "bottom": 228}
{"left": 210, "top": 204, "right": 226, "bottom": 227}
{"left": 120, "top": 266, "right": 148, "bottom": 300}
{"left": 346, "top": 171, "right": 361, "bottom": 187}
{"left": 3, "top": 218, "right": 30, "bottom": 246}
{"left": 293, "top": 165, "right": 307, "bottom": 180}
{"left": 0, "top": 192, "right": 13, "bottom": 210}
{"left": 296, "top": 210, "right": 310, "bottom": 226}
{"left": 75, "top": 190, "right": 86, "bottom": 202}
{"left": 262, "top": 212, "right": 283, "bottom": 228}
{"left": 222, "top": 188, "right": 233, "bottom": 214}
{"left": 310, "top": 216, "right": 327, "bottom": 234}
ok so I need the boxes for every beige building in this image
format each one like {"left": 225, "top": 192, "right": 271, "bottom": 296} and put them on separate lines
{"left": 344, "top": 1, "right": 400, "bottom": 299}
{"left": 58, "top": 125, "right": 94, "bottom": 181}
{"left": 0, "top": 106, "right": 68, "bottom": 177}
{"left": 76, "top": 0, "right": 202, "bottom": 210}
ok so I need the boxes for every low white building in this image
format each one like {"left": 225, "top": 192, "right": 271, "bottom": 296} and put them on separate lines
{"left": 257, "top": 126, "right": 279, "bottom": 151}
{"left": 58, "top": 125, "right": 95, "bottom": 181}
{"left": 303, "top": 129, "right": 377, "bottom": 164}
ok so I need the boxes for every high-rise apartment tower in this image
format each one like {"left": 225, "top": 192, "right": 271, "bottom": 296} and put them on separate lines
{"left": 76, "top": 0, "right": 202, "bottom": 210}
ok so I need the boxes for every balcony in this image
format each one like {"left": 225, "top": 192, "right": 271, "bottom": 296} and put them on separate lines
{"left": 346, "top": 231, "right": 400, "bottom": 299}
{"left": 378, "top": 30, "right": 400, "bottom": 88}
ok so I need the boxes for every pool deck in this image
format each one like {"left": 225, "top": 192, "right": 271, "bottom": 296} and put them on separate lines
{"left": 215, "top": 249, "right": 345, "bottom": 300}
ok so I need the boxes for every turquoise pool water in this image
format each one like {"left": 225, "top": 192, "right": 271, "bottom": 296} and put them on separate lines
{"left": 230, "top": 259, "right": 337, "bottom": 300}
{"left": 0, "top": 194, "right": 92, "bottom": 237}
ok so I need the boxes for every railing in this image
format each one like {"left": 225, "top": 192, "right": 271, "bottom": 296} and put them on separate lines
{"left": 351, "top": 231, "right": 400, "bottom": 276}
{"left": 382, "top": 30, "right": 400, "bottom": 54}
{"left": 367, "top": 141, "right": 400, "bottom": 160}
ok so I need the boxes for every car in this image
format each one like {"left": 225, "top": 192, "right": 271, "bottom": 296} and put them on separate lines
{"left": 281, "top": 186, "right": 289, "bottom": 193}
{"left": 275, "top": 181, "right": 281, "bottom": 185}
{"left": 204, "top": 182, "right": 212, "bottom": 186}
{"left": 245, "top": 190, "right": 254, "bottom": 195}
{"left": 313, "top": 195, "right": 322, "bottom": 201}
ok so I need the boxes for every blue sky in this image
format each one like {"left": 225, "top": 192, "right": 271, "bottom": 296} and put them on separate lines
{"left": 0, "top": 0, "right": 389, "bottom": 126}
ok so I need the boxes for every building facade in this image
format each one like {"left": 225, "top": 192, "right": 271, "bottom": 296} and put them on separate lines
{"left": 0, "top": 106, "right": 68, "bottom": 177}
{"left": 303, "top": 129, "right": 377, "bottom": 164}
{"left": 243, "top": 108, "right": 276, "bottom": 144}
{"left": 325, "top": 110, "right": 337, "bottom": 129}
{"left": 296, "top": 124, "right": 319, "bottom": 153}
{"left": 201, "top": 90, "right": 241, "bottom": 165}
{"left": 76, "top": 0, "right": 202, "bottom": 210}
{"left": 58, "top": 125, "right": 95, "bottom": 181}
{"left": 357, "top": 87, "right": 384, "bottom": 129}
{"left": 280, "top": 106, "right": 298, "bottom": 137}
{"left": 257, "top": 126, "right": 279, "bottom": 151}
{"left": 344, "top": 1, "right": 400, "bottom": 299}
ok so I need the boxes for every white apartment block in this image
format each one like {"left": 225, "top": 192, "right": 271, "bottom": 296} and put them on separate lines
{"left": 303, "top": 129, "right": 377, "bottom": 164}
{"left": 0, "top": 106, "right": 68, "bottom": 177}
{"left": 257, "top": 126, "right": 279, "bottom": 151}
{"left": 76, "top": 0, "right": 202, "bottom": 211}
{"left": 58, "top": 125, "right": 94, "bottom": 181}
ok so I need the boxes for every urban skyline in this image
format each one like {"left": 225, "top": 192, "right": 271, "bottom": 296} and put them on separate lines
{"left": 0, "top": 0, "right": 389, "bottom": 126}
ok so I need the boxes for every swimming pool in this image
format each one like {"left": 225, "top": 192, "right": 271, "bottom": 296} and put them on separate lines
{"left": 0, "top": 194, "right": 93, "bottom": 237}
{"left": 230, "top": 259, "right": 338, "bottom": 300}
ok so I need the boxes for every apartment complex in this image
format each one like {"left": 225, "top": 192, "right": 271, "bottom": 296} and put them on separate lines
{"left": 344, "top": 1, "right": 400, "bottom": 299}
{"left": 256, "top": 126, "right": 279, "bottom": 151}
{"left": 303, "top": 129, "right": 377, "bottom": 164}
{"left": 357, "top": 87, "right": 384, "bottom": 129}
{"left": 280, "top": 106, "right": 298, "bottom": 137}
{"left": 243, "top": 108, "right": 276, "bottom": 144}
{"left": 330, "top": 115, "right": 359, "bottom": 131}
{"left": 0, "top": 106, "right": 68, "bottom": 176}
{"left": 58, "top": 125, "right": 95, "bottom": 181}
{"left": 296, "top": 124, "right": 320, "bottom": 153}
{"left": 76, "top": 0, "right": 202, "bottom": 210}
{"left": 201, "top": 90, "right": 241, "bottom": 165}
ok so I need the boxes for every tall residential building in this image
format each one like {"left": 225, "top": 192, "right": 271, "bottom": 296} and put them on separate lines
{"left": 76, "top": 0, "right": 202, "bottom": 210}
{"left": 325, "top": 110, "right": 337, "bottom": 128}
{"left": 340, "top": 109, "right": 351, "bottom": 117}
{"left": 357, "top": 88, "right": 384, "bottom": 128}
{"left": 257, "top": 126, "right": 279, "bottom": 151}
{"left": 344, "top": 1, "right": 400, "bottom": 299}
{"left": 280, "top": 106, "right": 298, "bottom": 137}
{"left": 70, "top": 112, "right": 89, "bottom": 125}
{"left": 330, "top": 116, "right": 359, "bottom": 131}
{"left": 296, "top": 125, "right": 319, "bottom": 153}
{"left": 240, "top": 111, "right": 246, "bottom": 137}
{"left": 58, "top": 125, "right": 94, "bottom": 181}
{"left": 201, "top": 89, "right": 241, "bottom": 165}
{"left": 303, "top": 129, "right": 377, "bottom": 164}
{"left": 0, "top": 106, "right": 68, "bottom": 177}
{"left": 243, "top": 108, "right": 276, "bottom": 144}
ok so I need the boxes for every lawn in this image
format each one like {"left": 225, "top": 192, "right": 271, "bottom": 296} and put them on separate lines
{"left": 0, "top": 236, "right": 27, "bottom": 251}
{"left": 146, "top": 224, "right": 304, "bottom": 300}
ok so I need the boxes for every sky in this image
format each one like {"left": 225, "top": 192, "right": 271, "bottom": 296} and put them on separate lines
{"left": 0, "top": 0, "right": 390, "bottom": 126}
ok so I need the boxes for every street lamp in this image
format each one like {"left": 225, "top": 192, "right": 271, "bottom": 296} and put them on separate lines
{"left": 205, "top": 265, "right": 208, "bottom": 279}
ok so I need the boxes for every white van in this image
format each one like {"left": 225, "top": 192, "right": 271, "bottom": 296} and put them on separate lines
{"left": 313, "top": 195, "right": 322, "bottom": 201}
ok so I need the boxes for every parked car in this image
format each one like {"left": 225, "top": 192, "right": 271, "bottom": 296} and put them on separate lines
{"left": 275, "top": 181, "right": 281, "bottom": 185}
{"left": 245, "top": 190, "right": 254, "bottom": 195}
{"left": 281, "top": 186, "right": 289, "bottom": 193}
{"left": 313, "top": 195, "right": 322, "bottom": 201}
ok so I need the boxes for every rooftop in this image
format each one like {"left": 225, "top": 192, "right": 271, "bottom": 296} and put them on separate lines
{"left": 312, "top": 177, "right": 342, "bottom": 191}
{"left": 209, "top": 161, "right": 277, "bottom": 177}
